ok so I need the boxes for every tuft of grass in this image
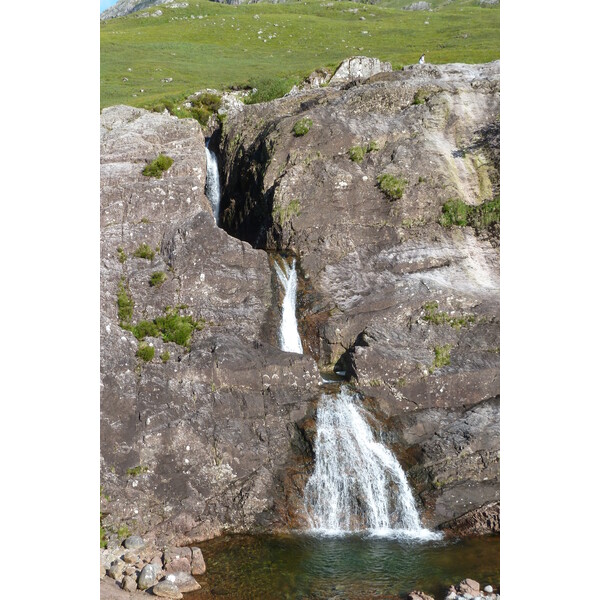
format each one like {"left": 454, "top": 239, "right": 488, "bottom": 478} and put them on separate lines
{"left": 422, "top": 301, "right": 476, "bottom": 330}
{"left": 439, "top": 198, "right": 469, "bottom": 227}
{"left": 142, "top": 154, "right": 173, "bottom": 178}
{"left": 412, "top": 89, "right": 429, "bottom": 105}
{"left": 117, "top": 525, "right": 131, "bottom": 539}
{"left": 348, "top": 145, "right": 366, "bottom": 163}
{"left": 117, "top": 279, "right": 134, "bottom": 327}
{"left": 133, "top": 243, "right": 155, "bottom": 261}
{"left": 431, "top": 344, "right": 452, "bottom": 372}
{"left": 127, "top": 465, "right": 149, "bottom": 477}
{"left": 292, "top": 117, "right": 313, "bottom": 137}
{"left": 377, "top": 173, "right": 408, "bottom": 200}
{"left": 128, "top": 307, "right": 204, "bottom": 349}
{"left": 160, "top": 351, "right": 170, "bottom": 363}
{"left": 149, "top": 271, "right": 167, "bottom": 287}
{"left": 348, "top": 140, "right": 379, "bottom": 163}
{"left": 132, "top": 320, "right": 160, "bottom": 340}
{"left": 155, "top": 308, "right": 204, "bottom": 348}
{"left": 273, "top": 198, "right": 301, "bottom": 226}
{"left": 136, "top": 342, "right": 155, "bottom": 362}
{"left": 117, "top": 246, "right": 127, "bottom": 263}
{"left": 189, "top": 92, "right": 222, "bottom": 125}
{"left": 440, "top": 196, "right": 500, "bottom": 229}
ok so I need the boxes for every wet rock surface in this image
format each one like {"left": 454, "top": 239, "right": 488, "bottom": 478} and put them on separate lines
{"left": 218, "top": 61, "right": 500, "bottom": 532}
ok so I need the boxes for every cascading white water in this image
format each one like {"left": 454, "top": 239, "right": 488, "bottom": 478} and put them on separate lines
{"left": 205, "top": 142, "right": 221, "bottom": 224}
{"left": 274, "top": 258, "right": 303, "bottom": 354}
{"left": 304, "top": 386, "right": 442, "bottom": 540}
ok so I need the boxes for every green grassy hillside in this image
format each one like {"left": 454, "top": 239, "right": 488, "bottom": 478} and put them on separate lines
{"left": 100, "top": 0, "right": 499, "bottom": 109}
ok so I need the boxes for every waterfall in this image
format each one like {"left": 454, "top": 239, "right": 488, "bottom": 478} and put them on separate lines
{"left": 274, "top": 258, "right": 303, "bottom": 354}
{"left": 205, "top": 141, "right": 221, "bottom": 224}
{"left": 304, "top": 386, "right": 441, "bottom": 540}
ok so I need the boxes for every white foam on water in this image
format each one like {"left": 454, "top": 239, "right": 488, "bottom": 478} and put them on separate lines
{"left": 304, "top": 386, "right": 442, "bottom": 541}
{"left": 205, "top": 142, "right": 221, "bottom": 223}
{"left": 274, "top": 258, "right": 303, "bottom": 354}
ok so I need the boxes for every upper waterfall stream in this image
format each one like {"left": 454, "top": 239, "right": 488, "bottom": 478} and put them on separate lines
{"left": 304, "top": 386, "right": 441, "bottom": 540}
{"left": 205, "top": 141, "right": 221, "bottom": 224}
{"left": 274, "top": 258, "right": 303, "bottom": 354}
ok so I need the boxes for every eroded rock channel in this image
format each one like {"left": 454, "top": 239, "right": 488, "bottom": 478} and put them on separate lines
{"left": 100, "top": 61, "right": 500, "bottom": 557}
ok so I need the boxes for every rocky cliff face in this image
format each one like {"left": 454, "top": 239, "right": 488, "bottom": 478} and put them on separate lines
{"left": 101, "top": 61, "right": 500, "bottom": 545}
{"left": 100, "top": 105, "right": 319, "bottom": 546}
{"left": 218, "top": 61, "right": 500, "bottom": 530}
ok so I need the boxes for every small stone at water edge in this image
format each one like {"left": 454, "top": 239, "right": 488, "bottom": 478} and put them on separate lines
{"left": 167, "top": 571, "right": 201, "bottom": 592}
{"left": 484, "top": 585, "right": 494, "bottom": 593}
{"left": 152, "top": 580, "right": 183, "bottom": 599}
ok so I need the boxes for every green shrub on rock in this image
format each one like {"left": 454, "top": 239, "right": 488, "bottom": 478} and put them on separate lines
{"left": 117, "top": 279, "right": 134, "bottom": 327}
{"left": 136, "top": 342, "right": 155, "bottom": 362}
{"left": 377, "top": 173, "right": 408, "bottom": 200}
{"left": 189, "top": 92, "right": 222, "bottom": 126}
{"left": 155, "top": 308, "right": 204, "bottom": 348}
{"left": 132, "top": 320, "right": 160, "bottom": 340}
{"left": 293, "top": 117, "right": 313, "bottom": 137}
{"left": 348, "top": 140, "right": 379, "bottom": 163}
{"left": 133, "top": 243, "right": 155, "bottom": 261}
{"left": 440, "top": 196, "right": 500, "bottom": 229}
{"left": 142, "top": 154, "right": 173, "bottom": 178}
{"left": 348, "top": 145, "right": 366, "bottom": 163}
{"left": 431, "top": 344, "right": 452, "bottom": 371}
{"left": 149, "top": 271, "right": 167, "bottom": 287}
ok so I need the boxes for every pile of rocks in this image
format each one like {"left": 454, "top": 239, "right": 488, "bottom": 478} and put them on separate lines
{"left": 407, "top": 579, "right": 499, "bottom": 600}
{"left": 445, "top": 578, "right": 499, "bottom": 599}
{"left": 101, "top": 536, "right": 205, "bottom": 598}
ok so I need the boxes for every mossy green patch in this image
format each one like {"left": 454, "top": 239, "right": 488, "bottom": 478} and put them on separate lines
{"left": 293, "top": 117, "right": 313, "bottom": 136}
{"left": 133, "top": 243, "right": 155, "bottom": 261}
{"left": 149, "top": 271, "right": 167, "bottom": 287}
{"left": 273, "top": 198, "right": 301, "bottom": 226}
{"left": 142, "top": 154, "right": 173, "bottom": 178}
{"left": 422, "top": 301, "right": 477, "bottom": 330}
{"left": 348, "top": 140, "right": 378, "bottom": 163}
{"left": 377, "top": 173, "right": 408, "bottom": 200}
{"left": 440, "top": 196, "right": 499, "bottom": 229}
{"left": 136, "top": 342, "right": 155, "bottom": 362}
{"left": 430, "top": 344, "right": 452, "bottom": 372}
{"left": 117, "top": 279, "right": 134, "bottom": 327}
{"left": 127, "top": 465, "right": 149, "bottom": 477}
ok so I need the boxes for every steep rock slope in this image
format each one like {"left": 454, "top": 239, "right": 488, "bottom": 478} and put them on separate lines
{"left": 100, "top": 106, "right": 319, "bottom": 546}
{"left": 219, "top": 61, "right": 500, "bottom": 530}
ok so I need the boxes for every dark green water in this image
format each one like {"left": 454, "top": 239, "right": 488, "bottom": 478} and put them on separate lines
{"left": 188, "top": 533, "right": 500, "bottom": 600}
